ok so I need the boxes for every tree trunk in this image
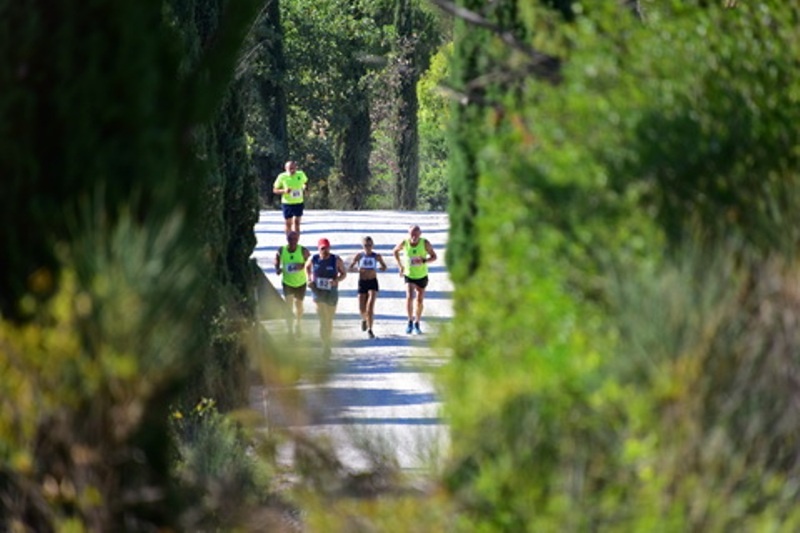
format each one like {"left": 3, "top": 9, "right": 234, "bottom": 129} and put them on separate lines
{"left": 393, "top": 0, "right": 421, "bottom": 210}
{"left": 335, "top": 85, "right": 372, "bottom": 210}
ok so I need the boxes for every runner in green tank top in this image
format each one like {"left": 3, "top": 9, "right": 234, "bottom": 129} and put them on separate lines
{"left": 393, "top": 224, "right": 438, "bottom": 335}
{"left": 272, "top": 160, "right": 309, "bottom": 235}
{"left": 274, "top": 231, "right": 310, "bottom": 336}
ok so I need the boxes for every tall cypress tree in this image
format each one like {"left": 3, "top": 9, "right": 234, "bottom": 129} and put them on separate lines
{"left": 393, "top": 0, "right": 421, "bottom": 210}
{"left": 446, "top": 0, "right": 559, "bottom": 282}
{"left": 446, "top": 0, "right": 490, "bottom": 284}
{"left": 0, "top": 0, "right": 259, "bottom": 528}
{"left": 332, "top": 54, "right": 372, "bottom": 210}
{"left": 249, "top": 0, "right": 289, "bottom": 205}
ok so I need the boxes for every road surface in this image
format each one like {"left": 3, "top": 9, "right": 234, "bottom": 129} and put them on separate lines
{"left": 250, "top": 210, "right": 453, "bottom": 473}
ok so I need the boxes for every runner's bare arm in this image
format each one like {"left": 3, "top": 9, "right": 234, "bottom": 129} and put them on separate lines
{"left": 392, "top": 241, "right": 404, "bottom": 274}
{"left": 425, "top": 241, "right": 437, "bottom": 263}
{"left": 347, "top": 253, "right": 361, "bottom": 272}
{"left": 304, "top": 257, "right": 314, "bottom": 285}
{"left": 335, "top": 257, "right": 348, "bottom": 286}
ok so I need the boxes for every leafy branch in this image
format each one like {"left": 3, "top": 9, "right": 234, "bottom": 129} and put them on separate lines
{"left": 428, "top": 0, "right": 561, "bottom": 84}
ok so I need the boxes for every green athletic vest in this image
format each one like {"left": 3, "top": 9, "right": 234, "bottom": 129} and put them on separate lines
{"left": 274, "top": 171, "right": 307, "bottom": 205}
{"left": 280, "top": 246, "right": 307, "bottom": 287}
{"left": 404, "top": 238, "right": 428, "bottom": 279}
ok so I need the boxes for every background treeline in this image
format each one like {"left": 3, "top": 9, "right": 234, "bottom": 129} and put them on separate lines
{"left": 247, "top": 0, "right": 450, "bottom": 211}
{"left": 3, "top": 0, "right": 800, "bottom": 531}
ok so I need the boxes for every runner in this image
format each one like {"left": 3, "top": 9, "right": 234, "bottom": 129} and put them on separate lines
{"left": 305, "top": 238, "right": 347, "bottom": 354}
{"left": 347, "top": 236, "right": 388, "bottom": 339}
{"left": 392, "top": 225, "right": 438, "bottom": 335}
{"left": 274, "top": 231, "right": 310, "bottom": 336}
{"left": 272, "top": 160, "right": 308, "bottom": 234}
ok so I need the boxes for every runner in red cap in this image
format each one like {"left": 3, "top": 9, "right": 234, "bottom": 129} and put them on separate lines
{"left": 305, "top": 238, "right": 347, "bottom": 354}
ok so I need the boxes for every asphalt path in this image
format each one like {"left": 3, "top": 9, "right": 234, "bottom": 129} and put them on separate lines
{"left": 250, "top": 210, "right": 453, "bottom": 473}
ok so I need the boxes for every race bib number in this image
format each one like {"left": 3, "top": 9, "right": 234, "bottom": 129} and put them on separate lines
{"left": 410, "top": 256, "right": 424, "bottom": 266}
{"left": 360, "top": 256, "right": 377, "bottom": 269}
{"left": 289, "top": 189, "right": 302, "bottom": 199}
{"left": 286, "top": 263, "right": 303, "bottom": 273}
{"left": 315, "top": 278, "right": 333, "bottom": 290}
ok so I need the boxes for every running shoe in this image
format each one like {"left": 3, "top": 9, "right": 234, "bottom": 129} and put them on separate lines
{"left": 361, "top": 320, "right": 367, "bottom": 331}
{"left": 413, "top": 323, "right": 423, "bottom": 335}
{"left": 368, "top": 329, "right": 375, "bottom": 339}
{"left": 405, "top": 321, "right": 414, "bottom": 334}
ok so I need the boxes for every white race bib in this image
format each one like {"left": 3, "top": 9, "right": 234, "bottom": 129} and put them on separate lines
{"left": 289, "top": 189, "right": 302, "bottom": 199}
{"left": 286, "top": 263, "right": 303, "bottom": 273}
{"left": 360, "top": 256, "right": 377, "bottom": 269}
{"left": 315, "top": 278, "right": 333, "bottom": 290}
{"left": 410, "top": 256, "right": 424, "bottom": 266}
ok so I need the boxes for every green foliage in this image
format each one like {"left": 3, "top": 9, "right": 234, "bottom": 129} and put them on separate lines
{"left": 603, "top": 246, "right": 800, "bottom": 531}
{"left": 242, "top": 0, "right": 290, "bottom": 206}
{"left": 443, "top": 0, "right": 800, "bottom": 530}
{"left": 279, "top": 0, "right": 445, "bottom": 209}
{"left": 0, "top": 0, "right": 262, "bottom": 528}
{"left": 166, "top": 0, "right": 262, "bottom": 410}
{"left": 417, "top": 43, "right": 452, "bottom": 211}
{"left": 300, "top": 488, "right": 456, "bottom": 532}
{"left": 441, "top": 223, "right": 618, "bottom": 531}
{"left": 0, "top": 214, "right": 209, "bottom": 530}
{"left": 0, "top": 0, "right": 195, "bottom": 319}
{"left": 171, "top": 398, "right": 275, "bottom": 530}
{"left": 281, "top": 0, "right": 385, "bottom": 207}
{"left": 618, "top": 2, "right": 800, "bottom": 255}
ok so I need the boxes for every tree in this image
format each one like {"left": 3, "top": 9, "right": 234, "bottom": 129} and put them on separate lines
{"left": 0, "top": 0, "right": 260, "bottom": 528}
{"left": 392, "top": 0, "right": 421, "bottom": 209}
{"left": 417, "top": 42, "right": 452, "bottom": 211}
{"left": 279, "top": 0, "right": 382, "bottom": 209}
{"left": 329, "top": 25, "right": 373, "bottom": 210}
{"left": 246, "top": 0, "right": 290, "bottom": 206}
{"left": 442, "top": 0, "right": 800, "bottom": 529}
{"left": 443, "top": 0, "right": 560, "bottom": 282}
{"left": 168, "top": 0, "right": 261, "bottom": 410}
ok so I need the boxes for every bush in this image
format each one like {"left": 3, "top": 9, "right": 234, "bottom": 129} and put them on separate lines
{"left": 442, "top": 1, "right": 800, "bottom": 530}
{"left": 171, "top": 398, "right": 276, "bottom": 530}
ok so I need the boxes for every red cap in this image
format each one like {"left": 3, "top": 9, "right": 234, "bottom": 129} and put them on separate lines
{"left": 318, "top": 238, "right": 331, "bottom": 248}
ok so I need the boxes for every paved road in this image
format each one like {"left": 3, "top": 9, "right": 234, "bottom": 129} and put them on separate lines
{"left": 250, "top": 210, "right": 452, "bottom": 472}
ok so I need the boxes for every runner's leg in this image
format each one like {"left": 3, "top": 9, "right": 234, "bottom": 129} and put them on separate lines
{"left": 294, "top": 294, "right": 304, "bottom": 334}
{"left": 405, "top": 283, "right": 415, "bottom": 321}
{"left": 414, "top": 287, "right": 426, "bottom": 323}
{"left": 358, "top": 292, "right": 368, "bottom": 322}
{"left": 366, "top": 289, "right": 377, "bottom": 330}
{"left": 405, "top": 283, "right": 415, "bottom": 333}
